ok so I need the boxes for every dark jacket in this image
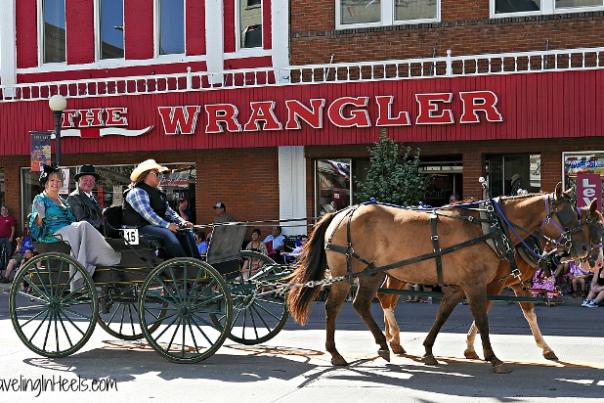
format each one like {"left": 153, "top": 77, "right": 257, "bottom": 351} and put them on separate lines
{"left": 67, "top": 189, "right": 104, "bottom": 232}
{"left": 122, "top": 182, "right": 168, "bottom": 227}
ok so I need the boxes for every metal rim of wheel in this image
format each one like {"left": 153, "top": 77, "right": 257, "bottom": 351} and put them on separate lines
{"left": 212, "top": 250, "right": 289, "bottom": 345}
{"left": 138, "top": 257, "right": 233, "bottom": 363}
{"left": 97, "top": 284, "right": 167, "bottom": 341}
{"left": 9, "top": 252, "right": 98, "bottom": 358}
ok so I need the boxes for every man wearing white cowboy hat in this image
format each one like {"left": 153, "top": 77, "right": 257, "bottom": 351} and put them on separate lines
{"left": 67, "top": 164, "right": 104, "bottom": 232}
{"left": 122, "top": 159, "right": 199, "bottom": 258}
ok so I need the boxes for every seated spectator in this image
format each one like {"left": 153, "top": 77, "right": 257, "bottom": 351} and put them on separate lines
{"left": 2, "top": 248, "right": 34, "bottom": 282}
{"left": 263, "top": 226, "right": 285, "bottom": 260}
{"left": 530, "top": 267, "right": 559, "bottom": 300}
{"left": 567, "top": 260, "right": 591, "bottom": 298}
{"left": 195, "top": 231, "right": 208, "bottom": 256}
{"left": 582, "top": 266, "right": 604, "bottom": 308}
{"left": 282, "top": 234, "right": 308, "bottom": 263}
{"left": 241, "top": 229, "right": 268, "bottom": 281}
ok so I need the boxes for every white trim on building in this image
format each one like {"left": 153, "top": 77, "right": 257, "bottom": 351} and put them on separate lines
{"left": 278, "top": 146, "right": 307, "bottom": 236}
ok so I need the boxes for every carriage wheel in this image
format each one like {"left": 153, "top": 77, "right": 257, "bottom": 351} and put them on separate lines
{"left": 97, "top": 284, "right": 167, "bottom": 340}
{"left": 9, "top": 252, "right": 98, "bottom": 358}
{"left": 211, "top": 251, "right": 290, "bottom": 345}
{"left": 139, "top": 258, "right": 233, "bottom": 363}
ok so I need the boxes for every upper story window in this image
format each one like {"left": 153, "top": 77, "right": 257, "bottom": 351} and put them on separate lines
{"left": 238, "top": 0, "right": 263, "bottom": 49}
{"left": 491, "top": 0, "right": 604, "bottom": 17}
{"left": 336, "top": 0, "right": 440, "bottom": 30}
{"left": 42, "top": 0, "right": 66, "bottom": 63}
{"left": 157, "top": 0, "right": 185, "bottom": 55}
{"left": 99, "top": 0, "right": 124, "bottom": 59}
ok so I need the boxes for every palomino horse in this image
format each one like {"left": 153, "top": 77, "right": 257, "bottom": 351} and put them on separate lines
{"left": 288, "top": 184, "right": 590, "bottom": 373}
{"left": 379, "top": 203, "right": 603, "bottom": 363}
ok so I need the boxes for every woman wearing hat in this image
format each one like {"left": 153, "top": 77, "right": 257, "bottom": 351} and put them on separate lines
{"left": 122, "top": 159, "right": 199, "bottom": 258}
{"left": 29, "top": 165, "right": 121, "bottom": 290}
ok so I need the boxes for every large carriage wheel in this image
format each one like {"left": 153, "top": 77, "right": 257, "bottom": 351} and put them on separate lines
{"left": 9, "top": 252, "right": 98, "bottom": 358}
{"left": 138, "top": 258, "right": 233, "bottom": 363}
{"left": 97, "top": 284, "right": 167, "bottom": 341}
{"left": 211, "top": 251, "right": 290, "bottom": 345}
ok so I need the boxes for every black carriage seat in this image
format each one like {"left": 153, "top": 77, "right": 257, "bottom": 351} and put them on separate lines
{"left": 206, "top": 224, "right": 247, "bottom": 280}
{"left": 33, "top": 241, "right": 71, "bottom": 255}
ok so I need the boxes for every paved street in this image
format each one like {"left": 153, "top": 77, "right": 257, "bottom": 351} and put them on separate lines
{"left": 0, "top": 287, "right": 603, "bottom": 402}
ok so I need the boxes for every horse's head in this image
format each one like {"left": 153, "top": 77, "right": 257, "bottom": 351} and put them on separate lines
{"left": 540, "top": 183, "right": 590, "bottom": 259}
{"left": 577, "top": 202, "right": 604, "bottom": 272}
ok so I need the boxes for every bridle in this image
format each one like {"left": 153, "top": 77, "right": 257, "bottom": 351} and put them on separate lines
{"left": 538, "top": 194, "right": 587, "bottom": 255}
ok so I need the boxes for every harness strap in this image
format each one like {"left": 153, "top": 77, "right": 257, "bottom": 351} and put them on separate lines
{"left": 430, "top": 211, "right": 445, "bottom": 287}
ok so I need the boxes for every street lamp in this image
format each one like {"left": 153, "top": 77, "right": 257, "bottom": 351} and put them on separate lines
{"left": 48, "top": 94, "right": 67, "bottom": 166}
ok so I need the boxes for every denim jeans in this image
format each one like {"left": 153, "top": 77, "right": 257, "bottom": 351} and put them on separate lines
{"left": 139, "top": 225, "right": 199, "bottom": 259}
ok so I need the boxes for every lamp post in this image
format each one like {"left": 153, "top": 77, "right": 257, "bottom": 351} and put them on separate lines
{"left": 48, "top": 94, "right": 67, "bottom": 167}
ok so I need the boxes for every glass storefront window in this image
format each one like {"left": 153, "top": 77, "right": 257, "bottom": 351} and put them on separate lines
{"left": 563, "top": 151, "right": 604, "bottom": 201}
{"left": 158, "top": 0, "right": 185, "bottom": 55}
{"left": 100, "top": 0, "right": 124, "bottom": 59}
{"left": 43, "top": 0, "right": 66, "bottom": 63}
{"left": 239, "top": 0, "right": 263, "bottom": 48}
{"left": 20, "top": 162, "right": 196, "bottom": 229}
{"left": 315, "top": 159, "right": 352, "bottom": 216}
{"left": 486, "top": 153, "right": 541, "bottom": 197}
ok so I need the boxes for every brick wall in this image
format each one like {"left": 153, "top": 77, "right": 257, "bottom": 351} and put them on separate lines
{"left": 291, "top": 1, "right": 604, "bottom": 64}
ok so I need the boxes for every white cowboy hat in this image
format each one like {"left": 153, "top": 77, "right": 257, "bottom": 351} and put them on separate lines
{"left": 130, "top": 159, "right": 169, "bottom": 182}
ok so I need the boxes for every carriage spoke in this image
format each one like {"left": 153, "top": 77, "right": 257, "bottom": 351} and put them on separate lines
{"left": 105, "top": 302, "right": 121, "bottom": 326}
{"left": 166, "top": 317, "right": 182, "bottom": 353}
{"left": 56, "top": 308, "right": 86, "bottom": 336}
{"left": 31, "top": 266, "right": 52, "bottom": 298}
{"left": 156, "top": 276, "right": 181, "bottom": 304}
{"left": 146, "top": 311, "right": 179, "bottom": 328}
{"left": 45, "top": 257, "right": 55, "bottom": 299}
{"left": 241, "top": 309, "right": 248, "bottom": 340}
{"left": 181, "top": 316, "right": 186, "bottom": 357}
{"left": 189, "top": 278, "right": 218, "bottom": 306}
{"left": 42, "top": 311, "right": 53, "bottom": 351}
{"left": 252, "top": 300, "right": 283, "bottom": 321}
{"left": 54, "top": 310, "right": 60, "bottom": 352}
{"left": 28, "top": 310, "right": 50, "bottom": 342}
{"left": 55, "top": 262, "right": 79, "bottom": 299}
{"left": 15, "top": 304, "right": 48, "bottom": 312}
{"left": 152, "top": 314, "right": 181, "bottom": 341}
{"left": 128, "top": 304, "right": 137, "bottom": 335}
{"left": 23, "top": 281, "right": 50, "bottom": 303}
{"left": 251, "top": 303, "right": 272, "bottom": 333}
{"left": 186, "top": 318, "right": 201, "bottom": 354}
{"left": 56, "top": 311, "right": 74, "bottom": 348}
{"left": 18, "top": 308, "right": 49, "bottom": 328}
{"left": 167, "top": 267, "right": 185, "bottom": 302}
{"left": 118, "top": 304, "right": 127, "bottom": 335}
{"left": 189, "top": 314, "right": 214, "bottom": 346}
{"left": 61, "top": 307, "right": 94, "bottom": 322}
{"left": 248, "top": 305, "right": 260, "bottom": 339}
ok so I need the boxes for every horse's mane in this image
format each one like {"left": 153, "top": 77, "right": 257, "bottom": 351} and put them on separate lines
{"left": 499, "top": 192, "right": 547, "bottom": 201}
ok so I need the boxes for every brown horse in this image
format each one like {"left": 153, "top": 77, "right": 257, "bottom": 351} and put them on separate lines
{"left": 288, "top": 184, "right": 590, "bottom": 373}
{"left": 379, "top": 203, "right": 603, "bottom": 362}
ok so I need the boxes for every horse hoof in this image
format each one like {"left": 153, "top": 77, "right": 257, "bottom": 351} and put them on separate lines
{"left": 492, "top": 363, "right": 512, "bottom": 374}
{"left": 464, "top": 350, "right": 480, "bottom": 360}
{"left": 378, "top": 349, "right": 391, "bottom": 362}
{"left": 422, "top": 355, "right": 439, "bottom": 366}
{"left": 543, "top": 351, "right": 558, "bottom": 361}
{"left": 391, "top": 344, "right": 406, "bottom": 355}
{"left": 331, "top": 356, "right": 349, "bottom": 366}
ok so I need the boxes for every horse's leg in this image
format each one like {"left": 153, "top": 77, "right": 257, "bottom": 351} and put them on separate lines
{"left": 353, "top": 273, "right": 390, "bottom": 362}
{"left": 464, "top": 281, "right": 504, "bottom": 360}
{"left": 511, "top": 285, "right": 558, "bottom": 360}
{"left": 422, "top": 286, "right": 464, "bottom": 365}
{"left": 325, "top": 281, "right": 352, "bottom": 366}
{"left": 378, "top": 276, "right": 405, "bottom": 354}
{"left": 464, "top": 287, "right": 512, "bottom": 374}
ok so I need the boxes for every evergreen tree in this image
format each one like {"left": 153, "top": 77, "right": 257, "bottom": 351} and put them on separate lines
{"left": 357, "top": 129, "right": 430, "bottom": 206}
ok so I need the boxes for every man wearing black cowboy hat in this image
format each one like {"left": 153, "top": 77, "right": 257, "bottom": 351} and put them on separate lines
{"left": 67, "top": 164, "right": 104, "bottom": 232}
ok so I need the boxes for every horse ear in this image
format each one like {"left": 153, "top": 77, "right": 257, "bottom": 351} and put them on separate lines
{"left": 554, "top": 182, "right": 563, "bottom": 200}
{"left": 589, "top": 199, "right": 598, "bottom": 215}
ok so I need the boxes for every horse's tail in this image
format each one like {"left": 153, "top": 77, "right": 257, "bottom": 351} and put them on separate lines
{"left": 287, "top": 212, "right": 336, "bottom": 325}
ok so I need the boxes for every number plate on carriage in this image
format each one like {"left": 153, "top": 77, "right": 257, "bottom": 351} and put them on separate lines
{"left": 122, "top": 228, "right": 140, "bottom": 245}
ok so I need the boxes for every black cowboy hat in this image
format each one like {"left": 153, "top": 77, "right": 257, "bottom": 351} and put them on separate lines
{"left": 39, "top": 164, "right": 61, "bottom": 186}
{"left": 74, "top": 164, "right": 100, "bottom": 181}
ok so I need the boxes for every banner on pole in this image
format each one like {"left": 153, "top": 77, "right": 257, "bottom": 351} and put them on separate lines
{"left": 576, "top": 172, "right": 602, "bottom": 211}
{"left": 30, "top": 131, "right": 52, "bottom": 172}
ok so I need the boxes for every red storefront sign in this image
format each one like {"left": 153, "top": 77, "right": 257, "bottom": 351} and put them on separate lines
{"left": 1, "top": 69, "right": 602, "bottom": 156}
{"left": 576, "top": 172, "right": 602, "bottom": 211}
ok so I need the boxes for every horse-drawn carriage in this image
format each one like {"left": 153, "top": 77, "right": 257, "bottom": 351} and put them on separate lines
{"left": 8, "top": 206, "right": 291, "bottom": 363}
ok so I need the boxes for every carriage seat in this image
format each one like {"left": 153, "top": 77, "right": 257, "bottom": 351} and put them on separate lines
{"left": 102, "top": 206, "right": 162, "bottom": 251}
{"left": 33, "top": 241, "right": 71, "bottom": 255}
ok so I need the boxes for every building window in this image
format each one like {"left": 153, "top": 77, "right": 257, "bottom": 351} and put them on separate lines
{"left": 42, "top": 0, "right": 66, "bottom": 63}
{"left": 239, "top": 0, "right": 263, "bottom": 48}
{"left": 99, "top": 0, "right": 124, "bottom": 59}
{"left": 485, "top": 154, "right": 541, "bottom": 197}
{"left": 337, "top": 0, "right": 439, "bottom": 29}
{"left": 492, "top": 0, "right": 604, "bottom": 17}
{"left": 20, "top": 163, "right": 196, "bottom": 231}
{"left": 158, "top": 0, "right": 185, "bottom": 55}
{"left": 395, "top": 0, "right": 438, "bottom": 21}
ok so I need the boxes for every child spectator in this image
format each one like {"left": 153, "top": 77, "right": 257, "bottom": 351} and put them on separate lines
{"left": 567, "top": 260, "right": 591, "bottom": 298}
{"left": 582, "top": 266, "right": 604, "bottom": 308}
{"left": 2, "top": 248, "right": 34, "bottom": 283}
{"left": 195, "top": 231, "right": 208, "bottom": 256}
{"left": 283, "top": 235, "right": 308, "bottom": 263}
